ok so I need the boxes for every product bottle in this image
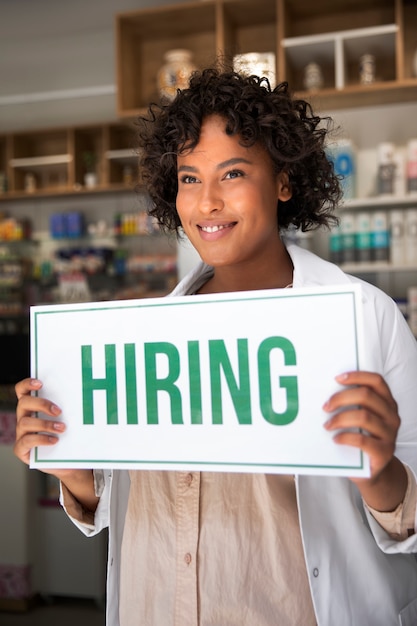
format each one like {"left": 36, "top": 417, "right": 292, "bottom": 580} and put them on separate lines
{"left": 355, "top": 212, "right": 372, "bottom": 263}
{"left": 389, "top": 210, "right": 405, "bottom": 266}
{"left": 340, "top": 213, "right": 356, "bottom": 264}
{"left": 377, "top": 142, "right": 396, "bottom": 196}
{"left": 393, "top": 151, "right": 406, "bottom": 197}
{"left": 405, "top": 210, "right": 417, "bottom": 266}
{"left": 406, "top": 139, "right": 417, "bottom": 194}
{"left": 329, "top": 223, "right": 343, "bottom": 265}
{"left": 327, "top": 140, "right": 356, "bottom": 200}
{"left": 371, "top": 212, "right": 390, "bottom": 263}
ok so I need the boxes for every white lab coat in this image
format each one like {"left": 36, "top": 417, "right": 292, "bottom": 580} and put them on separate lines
{"left": 63, "top": 244, "right": 417, "bottom": 626}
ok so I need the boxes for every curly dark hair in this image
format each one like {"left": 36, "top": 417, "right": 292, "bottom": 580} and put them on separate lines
{"left": 137, "top": 67, "right": 341, "bottom": 234}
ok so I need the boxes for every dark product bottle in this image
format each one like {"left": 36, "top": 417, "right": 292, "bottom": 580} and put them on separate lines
{"left": 329, "top": 223, "right": 343, "bottom": 265}
{"left": 377, "top": 142, "right": 396, "bottom": 196}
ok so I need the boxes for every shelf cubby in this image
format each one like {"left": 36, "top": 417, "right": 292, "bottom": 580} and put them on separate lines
{"left": 116, "top": 1, "right": 218, "bottom": 116}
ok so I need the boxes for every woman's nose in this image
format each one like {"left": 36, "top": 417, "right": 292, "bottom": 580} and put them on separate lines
{"left": 199, "top": 182, "right": 224, "bottom": 214}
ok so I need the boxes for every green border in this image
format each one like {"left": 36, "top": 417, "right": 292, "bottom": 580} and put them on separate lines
{"left": 33, "top": 288, "right": 365, "bottom": 470}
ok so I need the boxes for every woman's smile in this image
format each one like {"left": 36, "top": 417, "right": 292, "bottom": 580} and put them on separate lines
{"left": 198, "top": 221, "right": 237, "bottom": 239}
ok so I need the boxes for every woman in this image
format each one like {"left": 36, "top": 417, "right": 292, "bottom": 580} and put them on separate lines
{"left": 15, "top": 69, "right": 417, "bottom": 625}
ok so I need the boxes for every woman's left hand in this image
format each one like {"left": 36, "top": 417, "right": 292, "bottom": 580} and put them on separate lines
{"left": 323, "top": 370, "right": 407, "bottom": 511}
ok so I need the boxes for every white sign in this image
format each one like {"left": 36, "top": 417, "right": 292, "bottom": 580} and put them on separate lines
{"left": 30, "top": 285, "right": 369, "bottom": 476}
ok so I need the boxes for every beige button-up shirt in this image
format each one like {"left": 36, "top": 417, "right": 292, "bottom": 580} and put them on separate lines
{"left": 118, "top": 471, "right": 317, "bottom": 626}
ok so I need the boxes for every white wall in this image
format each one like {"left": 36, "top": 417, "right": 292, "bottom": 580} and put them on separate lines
{"left": 0, "top": 0, "right": 182, "bottom": 131}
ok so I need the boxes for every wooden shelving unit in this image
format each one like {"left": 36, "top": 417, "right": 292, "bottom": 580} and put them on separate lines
{"left": 115, "top": 0, "right": 417, "bottom": 116}
{"left": 0, "top": 121, "right": 139, "bottom": 200}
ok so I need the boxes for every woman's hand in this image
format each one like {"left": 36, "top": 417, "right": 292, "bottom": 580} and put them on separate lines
{"left": 323, "top": 370, "right": 408, "bottom": 512}
{"left": 14, "top": 377, "right": 99, "bottom": 513}
{"left": 15, "top": 377, "right": 66, "bottom": 474}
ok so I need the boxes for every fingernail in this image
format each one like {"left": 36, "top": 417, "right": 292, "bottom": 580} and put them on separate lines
{"left": 48, "top": 436, "right": 58, "bottom": 443}
{"left": 52, "top": 422, "right": 65, "bottom": 431}
{"left": 30, "top": 378, "right": 42, "bottom": 388}
{"left": 322, "top": 400, "right": 330, "bottom": 411}
{"left": 335, "top": 372, "right": 349, "bottom": 382}
{"left": 50, "top": 404, "right": 61, "bottom": 416}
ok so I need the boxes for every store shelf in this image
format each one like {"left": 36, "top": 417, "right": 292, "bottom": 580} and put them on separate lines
{"left": 10, "top": 154, "right": 72, "bottom": 168}
{"left": 342, "top": 195, "right": 417, "bottom": 210}
{"left": 105, "top": 149, "right": 137, "bottom": 160}
{"left": 341, "top": 262, "right": 417, "bottom": 274}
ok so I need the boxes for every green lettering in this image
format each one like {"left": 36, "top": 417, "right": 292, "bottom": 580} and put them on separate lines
{"left": 257, "top": 337, "right": 298, "bottom": 426}
{"left": 81, "top": 344, "right": 118, "bottom": 425}
{"left": 144, "top": 342, "right": 183, "bottom": 425}
{"left": 209, "top": 339, "right": 251, "bottom": 425}
{"left": 124, "top": 343, "right": 138, "bottom": 424}
{"left": 188, "top": 341, "right": 202, "bottom": 424}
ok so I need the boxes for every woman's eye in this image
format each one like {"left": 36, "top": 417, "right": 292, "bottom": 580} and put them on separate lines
{"left": 180, "top": 174, "right": 199, "bottom": 184}
{"left": 225, "top": 170, "right": 244, "bottom": 180}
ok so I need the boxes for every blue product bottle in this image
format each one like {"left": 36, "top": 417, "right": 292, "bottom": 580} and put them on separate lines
{"left": 49, "top": 213, "right": 66, "bottom": 239}
{"left": 327, "top": 139, "right": 356, "bottom": 200}
{"left": 371, "top": 212, "right": 390, "bottom": 262}
{"left": 66, "top": 212, "right": 83, "bottom": 238}
{"left": 355, "top": 212, "right": 372, "bottom": 263}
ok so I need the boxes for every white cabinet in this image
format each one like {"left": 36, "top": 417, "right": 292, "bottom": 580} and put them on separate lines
{"left": 283, "top": 23, "right": 398, "bottom": 90}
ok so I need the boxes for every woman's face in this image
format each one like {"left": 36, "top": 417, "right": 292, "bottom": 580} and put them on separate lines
{"left": 176, "top": 115, "right": 291, "bottom": 271}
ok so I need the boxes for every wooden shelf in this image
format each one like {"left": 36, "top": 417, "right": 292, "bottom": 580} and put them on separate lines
{"left": 0, "top": 184, "right": 138, "bottom": 202}
{"left": 10, "top": 154, "right": 72, "bottom": 168}
{"left": 294, "top": 77, "right": 417, "bottom": 109}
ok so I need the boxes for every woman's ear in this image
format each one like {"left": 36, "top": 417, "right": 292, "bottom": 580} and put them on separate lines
{"left": 276, "top": 171, "right": 292, "bottom": 202}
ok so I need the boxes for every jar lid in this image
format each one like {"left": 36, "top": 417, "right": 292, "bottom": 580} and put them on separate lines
{"left": 164, "top": 49, "right": 193, "bottom": 62}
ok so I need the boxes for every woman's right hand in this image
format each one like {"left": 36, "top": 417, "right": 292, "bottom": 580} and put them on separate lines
{"left": 14, "top": 378, "right": 99, "bottom": 513}
{"left": 15, "top": 377, "right": 63, "bottom": 464}
{"left": 14, "top": 377, "right": 71, "bottom": 480}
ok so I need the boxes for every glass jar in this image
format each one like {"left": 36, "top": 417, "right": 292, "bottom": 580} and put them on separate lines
{"left": 303, "top": 62, "right": 323, "bottom": 91}
{"left": 157, "top": 49, "right": 197, "bottom": 101}
{"left": 359, "top": 54, "right": 376, "bottom": 85}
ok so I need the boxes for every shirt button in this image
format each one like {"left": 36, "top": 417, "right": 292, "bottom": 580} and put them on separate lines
{"left": 313, "top": 567, "right": 319, "bottom": 578}
{"left": 184, "top": 553, "right": 192, "bottom": 565}
{"left": 185, "top": 473, "right": 193, "bottom": 487}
